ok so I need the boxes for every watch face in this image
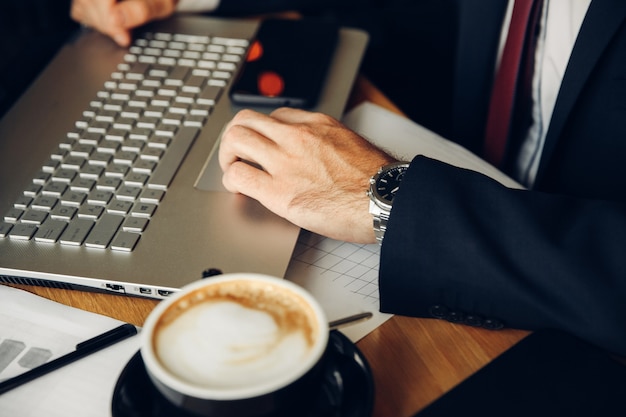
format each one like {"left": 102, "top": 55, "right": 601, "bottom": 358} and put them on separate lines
{"left": 374, "top": 164, "right": 408, "bottom": 204}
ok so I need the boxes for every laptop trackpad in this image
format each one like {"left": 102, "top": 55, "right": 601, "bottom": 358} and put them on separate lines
{"left": 194, "top": 140, "right": 228, "bottom": 192}
{"left": 194, "top": 105, "right": 275, "bottom": 193}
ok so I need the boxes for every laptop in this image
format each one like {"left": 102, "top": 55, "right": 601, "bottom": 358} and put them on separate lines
{"left": 0, "top": 15, "right": 368, "bottom": 299}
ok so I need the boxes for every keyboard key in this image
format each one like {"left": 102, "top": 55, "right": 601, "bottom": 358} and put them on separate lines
{"left": 105, "top": 129, "right": 128, "bottom": 142}
{"left": 114, "top": 151, "right": 138, "bottom": 166}
{"left": 98, "top": 140, "right": 121, "bottom": 153}
{"left": 78, "top": 204, "right": 104, "bottom": 219}
{"left": 131, "top": 202, "right": 157, "bottom": 218}
{"left": 4, "top": 208, "right": 23, "bottom": 222}
{"left": 163, "top": 113, "right": 184, "bottom": 126}
{"left": 122, "top": 216, "right": 149, "bottom": 232}
{"left": 71, "top": 145, "right": 95, "bottom": 158}
{"left": 87, "top": 121, "right": 110, "bottom": 134}
{"left": 96, "top": 177, "right": 122, "bottom": 191}
{"left": 43, "top": 159, "right": 61, "bottom": 173}
{"left": 197, "top": 85, "right": 222, "bottom": 105}
{"left": 132, "top": 159, "right": 157, "bottom": 174}
{"left": 148, "top": 136, "right": 171, "bottom": 149}
{"left": 105, "top": 164, "right": 129, "bottom": 178}
{"left": 137, "top": 117, "right": 158, "bottom": 129}
{"left": 79, "top": 132, "right": 103, "bottom": 145}
{"left": 43, "top": 182, "right": 68, "bottom": 196}
{"left": 110, "top": 231, "right": 141, "bottom": 252}
{"left": 59, "top": 218, "right": 95, "bottom": 245}
{"left": 127, "top": 62, "right": 150, "bottom": 80}
{"left": 124, "top": 173, "right": 149, "bottom": 187}
{"left": 116, "top": 186, "right": 141, "bottom": 201}
{"left": 88, "top": 190, "right": 114, "bottom": 205}
{"left": 0, "top": 222, "right": 13, "bottom": 237}
{"left": 8, "top": 223, "right": 38, "bottom": 240}
{"left": 14, "top": 196, "right": 33, "bottom": 209}
{"left": 155, "top": 124, "right": 177, "bottom": 137}
{"left": 139, "top": 189, "right": 164, "bottom": 204}
{"left": 84, "top": 214, "right": 123, "bottom": 248}
{"left": 80, "top": 164, "right": 105, "bottom": 180}
{"left": 34, "top": 219, "right": 68, "bottom": 243}
{"left": 184, "top": 115, "right": 206, "bottom": 128}
{"left": 147, "top": 127, "right": 199, "bottom": 190}
{"left": 129, "top": 128, "right": 151, "bottom": 141}
{"left": 70, "top": 178, "right": 96, "bottom": 193}
{"left": 51, "top": 169, "right": 76, "bottom": 183}
{"left": 21, "top": 210, "right": 48, "bottom": 225}
{"left": 50, "top": 205, "right": 78, "bottom": 221}
{"left": 182, "top": 75, "right": 205, "bottom": 93}
{"left": 89, "top": 152, "right": 113, "bottom": 166}
{"left": 60, "top": 190, "right": 87, "bottom": 207}
{"left": 122, "top": 139, "right": 145, "bottom": 153}
{"left": 31, "top": 196, "right": 58, "bottom": 211}
{"left": 114, "top": 118, "right": 135, "bottom": 130}
{"left": 107, "top": 199, "right": 133, "bottom": 215}
{"left": 33, "top": 171, "right": 51, "bottom": 185}
{"left": 140, "top": 148, "right": 164, "bottom": 161}
{"left": 51, "top": 148, "right": 69, "bottom": 160}
{"left": 62, "top": 156, "right": 86, "bottom": 170}
{"left": 23, "top": 184, "right": 42, "bottom": 197}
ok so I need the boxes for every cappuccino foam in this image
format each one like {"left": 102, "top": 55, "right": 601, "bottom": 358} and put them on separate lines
{"left": 153, "top": 281, "right": 319, "bottom": 389}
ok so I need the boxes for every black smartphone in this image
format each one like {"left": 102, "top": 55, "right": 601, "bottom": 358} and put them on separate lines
{"left": 229, "top": 18, "right": 339, "bottom": 109}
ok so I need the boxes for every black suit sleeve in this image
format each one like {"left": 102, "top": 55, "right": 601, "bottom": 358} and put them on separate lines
{"left": 379, "top": 155, "right": 626, "bottom": 356}
{"left": 212, "top": 0, "right": 360, "bottom": 16}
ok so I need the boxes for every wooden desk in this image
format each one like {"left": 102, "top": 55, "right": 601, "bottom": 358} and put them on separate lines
{"left": 4, "top": 76, "right": 529, "bottom": 417}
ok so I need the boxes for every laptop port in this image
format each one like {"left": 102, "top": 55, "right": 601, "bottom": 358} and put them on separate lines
{"left": 139, "top": 287, "right": 152, "bottom": 295}
{"left": 157, "top": 289, "right": 174, "bottom": 297}
{"left": 106, "top": 283, "right": 125, "bottom": 293}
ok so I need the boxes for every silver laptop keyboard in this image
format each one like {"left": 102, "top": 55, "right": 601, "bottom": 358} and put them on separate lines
{"left": 0, "top": 31, "right": 249, "bottom": 251}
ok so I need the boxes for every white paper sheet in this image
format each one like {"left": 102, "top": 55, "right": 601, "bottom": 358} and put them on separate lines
{"left": 0, "top": 286, "right": 137, "bottom": 417}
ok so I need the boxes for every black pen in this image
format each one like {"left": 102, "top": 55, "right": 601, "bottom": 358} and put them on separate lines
{"left": 0, "top": 323, "right": 137, "bottom": 395}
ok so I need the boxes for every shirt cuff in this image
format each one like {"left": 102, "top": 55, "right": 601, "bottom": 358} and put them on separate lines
{"left": 176, "top": 0, "right": 221, "bottom": 12}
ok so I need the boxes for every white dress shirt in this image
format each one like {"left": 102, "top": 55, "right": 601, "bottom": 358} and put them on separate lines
{"left": 504, "top": 0, "right": 591, "bottom": 186}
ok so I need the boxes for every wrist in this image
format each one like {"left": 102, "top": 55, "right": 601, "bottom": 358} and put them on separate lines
{"left": 367, "top": 162, "right": 410, "bottom": 244}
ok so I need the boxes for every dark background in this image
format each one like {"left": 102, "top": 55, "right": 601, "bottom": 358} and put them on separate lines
{"left": 0, "top": 0, "right": 457, "bottom": 141}
{"left": 0, "top": 1, "right": 78, "bottom": 119}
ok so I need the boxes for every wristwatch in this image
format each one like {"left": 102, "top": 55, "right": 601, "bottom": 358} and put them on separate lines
{"left": 368, "top": 162, "right": 410, "bottom": 243}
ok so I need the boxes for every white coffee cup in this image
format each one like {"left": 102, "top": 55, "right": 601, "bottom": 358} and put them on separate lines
{"left": 141, "top": 273, "right": 329, "bottom": 417}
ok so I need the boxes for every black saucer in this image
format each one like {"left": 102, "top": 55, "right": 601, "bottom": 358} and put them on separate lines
{"left": 111, "top": 330, "right": 374, "bottom": 417}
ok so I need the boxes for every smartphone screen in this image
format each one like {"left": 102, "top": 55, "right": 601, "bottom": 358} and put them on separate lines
{"left": 229, "top": 18, "right": 339, "bottom": 109}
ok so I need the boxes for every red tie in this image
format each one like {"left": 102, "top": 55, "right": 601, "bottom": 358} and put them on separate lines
{"left": 484, "top": 0, "right": 543, "bottom": 167}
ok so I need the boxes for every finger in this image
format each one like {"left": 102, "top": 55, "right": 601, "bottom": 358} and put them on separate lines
{"left": 222, "top": 159, "right": 272, "bottom": 202}
{"left": 71, "top": 0, "right": 116, "bottom": 27}
{"left": 226, "top": 108, "right": 283, "bottom": 134}
{"left": 218, "top": 123, "right": 277, "bottom": 173}
{"left": 269, "top": 107, "right": 338, "bottom": 126}
{"left": 224, "top": 109, "right": 308, "bottom": 150}
{"left": 114, "top": 0, "right": 177, "bottom": 29}
{"left": 70, "top": 0, "right": 132, "bottom": 46}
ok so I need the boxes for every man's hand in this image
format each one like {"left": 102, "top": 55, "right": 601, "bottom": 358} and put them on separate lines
{"left": 219, "top": 108, "right": 397, "bottom": 244}
{"left": 70, "top": 0, "right": 178, "bottom": 46}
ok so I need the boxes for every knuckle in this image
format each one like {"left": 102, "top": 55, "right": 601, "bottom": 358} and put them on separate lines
{"left": 222, "top": 123, "right": 247, "bottom": 142}
{"left": 310, "top": 111, "right": 335, "bottom": 124}
{"left": 235, "top": 108, "right": 258, "bottom": 121}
